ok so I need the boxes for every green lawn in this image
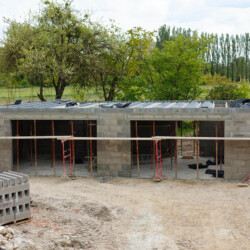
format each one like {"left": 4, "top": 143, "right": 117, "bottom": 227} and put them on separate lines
{"left": 0, "top": 85, "right": 213, "bottom": 104}
{"left": 0, "top": 86, "right": 102, "bottom": 104}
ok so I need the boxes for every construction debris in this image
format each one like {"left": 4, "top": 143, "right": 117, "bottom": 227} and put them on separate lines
{"left": 237, "top": 183, "right": 248, "bottom": 187}
{"left": 0, "top": 226, "right": 18, "bottom": 250}
{"left": 237, "top": 174, "right": 250, "bottom": 187}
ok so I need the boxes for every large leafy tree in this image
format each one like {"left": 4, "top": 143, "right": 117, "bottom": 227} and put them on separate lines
{"left": 1, "top": 0, "right": 93, "bottom": 100}
{"left": 142, "top": 34, "right": 210, "bottom": 100}
{"left": 83, "top": 25, "right": 154, "bottom": 101}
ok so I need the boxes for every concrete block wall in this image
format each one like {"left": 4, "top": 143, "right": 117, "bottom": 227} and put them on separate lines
{"left": 224, "top": 114, "right": 250, "bottom": 180}
{"left": 97, "top": 114, "right": 131, "bottom": 177}
{"left": 0, "top": 106, "right": 249, "bottom": 180}
{"left": 0, "top": 115, "right": 12, "bottom": 172}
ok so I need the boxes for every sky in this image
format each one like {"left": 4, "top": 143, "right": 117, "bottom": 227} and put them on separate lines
{"left": 0, "top": 0, "right": 249, "bottom": 35}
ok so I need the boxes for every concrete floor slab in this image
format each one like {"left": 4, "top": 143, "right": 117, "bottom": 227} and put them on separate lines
{"left": 131, "top": 156, "right": 224, "bottom": 180}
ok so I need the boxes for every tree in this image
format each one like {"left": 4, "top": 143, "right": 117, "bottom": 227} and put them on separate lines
{"left": 207, "top": 82, "right": 250, "bottom": 100}
{"left": 141, "top": 34, "right": 210, "bottom": 100}
{"left": 83, "top": 25, "right": 154, "bottom": 101}
{"left": 1, "top": 0, "right": 93, "bottom": 100}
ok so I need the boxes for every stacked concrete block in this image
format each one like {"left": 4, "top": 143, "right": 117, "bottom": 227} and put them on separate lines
{"left": 0, "top": 171, "right": 30, "bottom": 225}
{"left": 97, "top": 114, "right": 131, "bottom": 177}
{"left": 224, "top": 114, "right": 250, "bottom": 180}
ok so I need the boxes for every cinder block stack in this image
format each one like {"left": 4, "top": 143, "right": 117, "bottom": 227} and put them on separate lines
{"left": 0, "top": 171, "right": 31, "bottom": 225}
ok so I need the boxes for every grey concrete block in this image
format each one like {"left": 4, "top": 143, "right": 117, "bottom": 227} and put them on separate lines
{"left": 3, "top": 207, "right": 15, "bottom": 224}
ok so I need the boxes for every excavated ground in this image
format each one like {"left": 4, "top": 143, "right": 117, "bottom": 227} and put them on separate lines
{"left": 11, "top": 177, "right": 250, "bottom": 249}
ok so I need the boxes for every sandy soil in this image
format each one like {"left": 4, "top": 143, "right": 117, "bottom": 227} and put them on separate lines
{"left": 12, "top": 177, "right": 250, "bottom": 250}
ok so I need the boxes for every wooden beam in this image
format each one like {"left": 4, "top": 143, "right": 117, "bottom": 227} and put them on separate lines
{"left": 51, "top": 120, "right": 56, "bottom": 176}
{"left": 71, "top": 121, "right": 75, "bottom": 172}
{"left": 153, "top": 121, "right": 155, "bottom": 176}
{"left": 193, "top": 121, "right": 195, "bottom": 156}
{"left": 181, "top": 121, "right": 183, "bottom": 156}
{"left": 170, "top": 122, "right": 173, "bottom": 170}
{"left": 34, "top": 120, "right": 37, "bottom": 176}
{"left": 216, "top": 121, "right": 218, "bottom": 179}
{"left": 220, "top": 121, "right": 223, "bottom": 170}
{"left": 135, "top": 121, "right": 140, "bottom": 177}
{"left": 16, "top": 120, "right": 19, "bottom": 172}
{"left": 90, "top": 120, "right": 93, "bottom": 177}
{"left": 175, "top": 121, "right": 178, "bottom": 179}
{"left": 30, "top": 125, "right": 33, "bottom": 167}
{"left": 1, "top": 135, "right": 250, "bottom": 141}
{"left": 196, "top": 121, "right": 199, "bottom": 179}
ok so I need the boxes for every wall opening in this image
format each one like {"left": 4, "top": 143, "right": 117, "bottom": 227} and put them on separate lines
{"left": 131, "top": 120, "right": 225, "bottom": 180}
{"left": 11, "top": 120, "right": 97, "bottom": 176}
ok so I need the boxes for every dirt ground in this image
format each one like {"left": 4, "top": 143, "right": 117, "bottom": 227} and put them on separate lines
{"left": 12, "top": 177, "right": 250, "bottom": 250}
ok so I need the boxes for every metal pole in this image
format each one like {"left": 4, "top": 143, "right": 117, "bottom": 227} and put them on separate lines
{"left": 135, "top": 121, "right": 140, "bottom": 177}
{"left": 90, "top": 120, "right": 93, "bottom": 177}
{"left": 34, "top": 120, "right": 37, "bottom": 176}
{"left": 71, "top": 121, "right": 75, "bottom": 172}
{"left": 153, "top": 121, "right": 155, "bottom": 176}
{"left": 196, "top": 121, "right": 199, "bottom": 179}
{"left": 16, "top": 120, "right": 19, "bottom": 172}
{"left": 175, "top": 121, "right": 178, "bottom": 178}
{"left": 215, "top": 121, "right": 218, "bottom": 179}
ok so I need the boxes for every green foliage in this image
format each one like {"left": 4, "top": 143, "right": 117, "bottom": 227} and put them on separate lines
{"left": 1, "top": 0, "right": 93, "bottom": 100}
{"left": 202, "top": 73, "right": 233, "bottom": 86}
{"left": 83, "top": 25, "right": 154, "bottom": 101}
{"left": 177, "top": 121, "right": 194, "bottom": 136}
{"left": 156, "top": 25, "right": 250, "bottom": 83}
{"left": 141, "top": 34, "right": 210, "bottom": 100}
{"left": 1, "top": 3, "right": 249, "bottom": 103}
{"left": 207, "top": 82, "right": 250, "bottom": 100}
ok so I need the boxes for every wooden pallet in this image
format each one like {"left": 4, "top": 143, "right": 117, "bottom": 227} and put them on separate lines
{"left": 1, "top": 217, "right": 31, "bottom": 226}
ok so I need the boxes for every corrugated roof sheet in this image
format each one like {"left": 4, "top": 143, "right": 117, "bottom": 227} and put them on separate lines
{"left": 0, "top": 100, "right": 217, "bottom": 110}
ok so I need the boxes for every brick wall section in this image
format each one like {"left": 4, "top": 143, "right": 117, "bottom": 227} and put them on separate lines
{"left": 97, "top": 114, "right": 131, "bottom": 177}
{"left": 0, "top": 115, "right": 12, "bottom": 172}
{"left": 224, "top": 114, "right": 250, "bottom": 180}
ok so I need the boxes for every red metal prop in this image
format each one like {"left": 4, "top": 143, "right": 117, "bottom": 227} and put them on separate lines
{"left": 153, "top": 140, "right": 168, "bottom": 181}
{"left": 62, "top": 140, "right": 73, "bottom": 178}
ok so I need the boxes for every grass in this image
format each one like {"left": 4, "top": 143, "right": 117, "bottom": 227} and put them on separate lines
{"left": 0, "top": 86, "right": 102, "bottom": 104}
{"left": 177, "top": 121, "right": 194, "bottom": 136}
{"left": 0, "top": 85, "right": 213, "bottom": 104}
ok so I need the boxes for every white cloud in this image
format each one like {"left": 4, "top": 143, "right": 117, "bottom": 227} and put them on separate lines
{"left": 0, "top": 0, "right": 249, "bottom": 36}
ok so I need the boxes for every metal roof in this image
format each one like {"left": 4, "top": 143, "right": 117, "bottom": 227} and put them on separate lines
{"left": 0, "top": 100, "right": 216, "bottom": 110}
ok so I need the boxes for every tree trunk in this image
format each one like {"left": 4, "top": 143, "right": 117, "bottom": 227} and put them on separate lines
{"left": 55, "top": 78, "right": 66, "bottom": 100}
{"left": 37, "top": 83, "right": 46, "bottom": 102}
{"left": 107, "top": 76, "right": 118, "bottom": 101}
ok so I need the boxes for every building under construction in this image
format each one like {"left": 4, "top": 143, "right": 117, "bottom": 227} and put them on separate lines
{"left": 0, "top": 100, "right": 249, "bottom": 180}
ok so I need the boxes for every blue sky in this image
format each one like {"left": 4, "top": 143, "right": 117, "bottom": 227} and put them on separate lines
{"left": 0, "top": 0, "right": 249, "bottom": 35}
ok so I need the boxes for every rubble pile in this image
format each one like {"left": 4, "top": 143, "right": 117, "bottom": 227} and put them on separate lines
{"left": 0, "top": 226, "right": 18, "bottom": 250}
